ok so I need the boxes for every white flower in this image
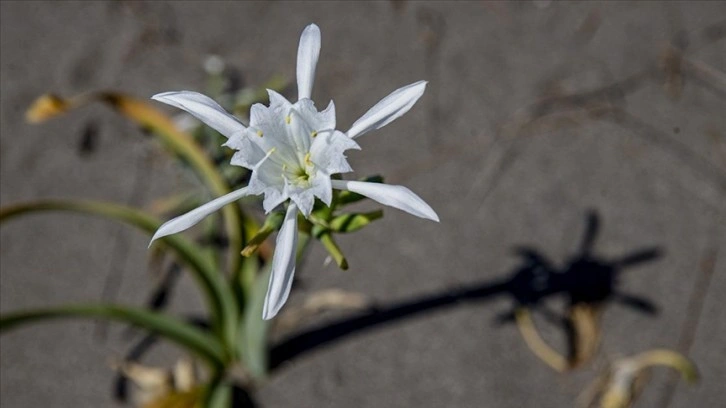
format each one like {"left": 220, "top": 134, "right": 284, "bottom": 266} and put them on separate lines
{"left": 149, "top": 24, "right": 438, "bottom": 320}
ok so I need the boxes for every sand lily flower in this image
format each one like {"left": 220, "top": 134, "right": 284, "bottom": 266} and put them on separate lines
{"left": 149, "top": 24, "right": 438, "bottom": 319}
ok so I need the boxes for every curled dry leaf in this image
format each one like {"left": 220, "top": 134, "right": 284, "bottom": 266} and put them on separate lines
{"left": 578, "top": 349, "right": 698, "bottom": 408}
{"left": 111, "top": 357, "right": 201, "bottom": 408}
{"left": 570, "top": 303, "right": 603, "bottom": 369}
{"left": 514, "top": 307, "right": 569, "bottom": 372}
{"left": 515, "top": 303, "right": 603, "bottom": 372}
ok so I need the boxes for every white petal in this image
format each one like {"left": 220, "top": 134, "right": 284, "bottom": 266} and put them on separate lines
{"left": 226, "top": 130, "right": 266, "bottom": 169}
{"left": 248, "top": 98, "right": 300, "bottom": 165}
{"left": 247, "top": 149, "right": 288, "bottom": 212}
{"left": 249, "top": 103, "right": 270, "bottom": 128}
{"left": 296, "top": 24, "right": 321, "bottom": 101}
{"left": 149, "top": 187, "right": 251, "bottom": 246}
{"left": 151, "top": 91, "right": 245, "bottom": 138}
{"left": 346, "top": 81, "right": 427, "bottom": 139}
{"left": 262, "top": 203, "right": 299, "bottom": 320}
{"left": 265, "top": 90, "right": 293, "bottom": 113}
{"left": 331, "top": 180, "right": 439, "bottom": 222}
{"left": 295, "top": 99, "right": 336, "bottom": 131}
{"left": 262, "top": 188, "right": 288, "bottom": 213}
{"left": 310, "top": 170, "right": 332, "bottom": 207}
{"left": 286, "top": 108, "right": 313, "bottom": 154}
{"left": 310, "top": 130, "right": 360, "bottom": 175}
{"left": 288, "top": 188, "right": 315, "bottom": 217}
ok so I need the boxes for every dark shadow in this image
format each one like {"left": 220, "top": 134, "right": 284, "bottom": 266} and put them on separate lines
{"left": 146, "top": 263, "right": 183, "bottom": 311}
{"left": 109, "top": 209, "right": 659, "bottom": 407}
{"left": 501, "top": 211, "right": 660, "bottom": 314}
{"left": 270, "top": 209, "right": 661, "bottom": 370}
{"left": 231, "top": 386, "right": 258, "bottom": 408}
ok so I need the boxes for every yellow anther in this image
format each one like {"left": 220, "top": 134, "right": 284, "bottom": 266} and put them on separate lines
{"left": 282, "top": 164, "right": 287, "bottom": 171}
{"left": 256, "top": 129, "right": 263, "bottom": 137}
{"left": 304, "top": 152, "right": 312, "bottom": 166}
{"left": 268, "top": 147, "right": 276, "bottom": 155}
{"left": 285, "top": 115, "right": 291, "bottom": 124}
{"left": 311, "top": 130, "right": 318, "bottom": 138}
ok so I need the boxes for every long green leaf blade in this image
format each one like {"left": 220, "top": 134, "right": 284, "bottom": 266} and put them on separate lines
{"left": 238, "top": 269, "right": 272, "bottom": 379}
{"left": 0, "top": 200, "right": 238, "bottom": 347}
{"left": 204, "top": 380, "right": 232, "bottom": 408}
{"left": 237, "top": 234, "right": 309, "bottom": 379}
{"left": 0, "top": 304, "right": 225, "bottom": 366}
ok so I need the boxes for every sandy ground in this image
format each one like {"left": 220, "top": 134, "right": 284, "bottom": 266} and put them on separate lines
{"left": 1, "top": 1, "right": 725, "bottom": 407}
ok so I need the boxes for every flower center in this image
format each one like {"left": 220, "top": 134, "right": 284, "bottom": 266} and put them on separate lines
{"left": 281, "top": 151, "right": 315, "bottom": 188}
{"left": 294, "top": 166, "right": 310, "bottom": 181}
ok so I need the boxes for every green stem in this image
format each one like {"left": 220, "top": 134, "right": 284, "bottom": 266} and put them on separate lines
{"left": 318, "top": 232, "right": 348, "bottom": 270}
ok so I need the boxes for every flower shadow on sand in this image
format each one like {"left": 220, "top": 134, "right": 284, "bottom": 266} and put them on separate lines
{"left": 270, "top": 209, "right": 661, "bottom": 370}
{"left": 115, "top": 209, "right": 661, "bottom": 406}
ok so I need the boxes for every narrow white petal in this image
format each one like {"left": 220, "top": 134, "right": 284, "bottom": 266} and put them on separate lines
{"left": 296, "top": 24, "right": 321, "bottom": 101}
{"left": 262, "top": 203, "right": 299, "bottom": 320}
{"left": 331, "top": 180, "right": 439, "bottom": 222}
{"left": 149, "top": 187, "right": 251, "bottom": 246}
{"left": 152, "top": 91, "right": 245, "bottom": 138}
{"left": 346, "top": 81, "right": 427, "bottom": 139}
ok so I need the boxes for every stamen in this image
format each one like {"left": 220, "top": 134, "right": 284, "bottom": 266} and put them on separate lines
{"left": 285, "top": 115, "right": 291, "bottom": 124}
{"left": 256, "top": 129, "right": 263, "bottom": 137}
{"left": 304, "top": 152, "right": 312, "bottom": 166}
{"left": 311, "top": 130, "right": 318, "bottom": 138}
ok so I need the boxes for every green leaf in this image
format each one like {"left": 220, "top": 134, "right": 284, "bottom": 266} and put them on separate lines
{"left": 237, "top": 227, "right": 313, "bottom": 378}
{"left": 329, "top": 210, "right": 383, "bottom": 233}
{"left": 238, "top": 268, "right": 272, "bottom": 379}
{"left": 0, "top": 304, "right": 226, "bottom": 367}
{"left": 241, "top": 212, "right": 284, "bottom": 257}
{"left": 204, "top": 380, "right": 232, "bottom": 408}
{"left": 234, "top": 257, "right": 260, "bottom": 312}
{"left": 0, "top": 200, "right": 238, "bottom": 349}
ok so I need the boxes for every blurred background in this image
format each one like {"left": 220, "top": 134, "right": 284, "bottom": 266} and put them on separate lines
{"left": 1, "top": 1, "right": 724, "bottom": 407}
